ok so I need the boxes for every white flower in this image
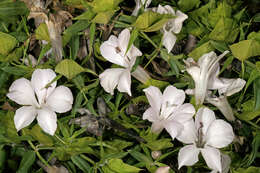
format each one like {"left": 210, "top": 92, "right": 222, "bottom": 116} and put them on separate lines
{"left": 132, "top": 0, "right": 152, "bottom": 16}
{"left": 184, "top": 51, "right": 229, "bottom": 105}
{"left": 177, "top": 107, "right": 234, "bottom": 172}
{"left": 155, "top": 5, "right": 188, "bottom": 53}
{"left": 185, "top": 51, "right": 246, "bottom": 121}
{"left": 7, "top": 69, "right": 73, "bottom": 135}
{"left": 99, "top": 29, "right": 142, "bottom": 96}
{"left": 143, "top": 85, "right": 195, "bottom": 139}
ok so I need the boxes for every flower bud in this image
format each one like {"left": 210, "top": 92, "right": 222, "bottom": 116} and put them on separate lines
{"left": 155, "top": 166, "right": 170, "bottom": 173}
{"left": 151, "top": 150, "right": 162, "bottom": 159}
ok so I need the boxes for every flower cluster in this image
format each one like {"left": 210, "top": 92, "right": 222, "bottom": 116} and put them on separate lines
{"left": 5, "top": 2, "right": 246, "bottom": 172}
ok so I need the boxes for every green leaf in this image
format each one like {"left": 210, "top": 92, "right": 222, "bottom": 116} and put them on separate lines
{"left": 55, "top": 59, "right": 85, "bottom": 79}
{"left": 71, "top": 155, "right": 91, "bottom": 173}
{"left": 0, "top": 47, "right": 23, "bottom": 62}
{"left": 74, "top": 10, "right": 96, "bottom": 20}
{"left": 208, "top": 2, "right": 232, "bottom": 27}
{"left": 35, "top": 23, "right": 50, "bottom": 42}
{"left": 92, "top": 11, "right": 115, "bottom": 24}
{"left": 54, "top": 137, "right": 96, "bottom": 160}
{"left": 234, "top": 167, "right": 260, "bottom": 173}
{"left": 254, "top": 77, "right": 260, "bottom": 110}
{"left": 188, "top": 41, "right": 215, "bottom": 60}
{"left": 253, "top": 13, "right": 260, "bottom": 22}
{"left": 17, "top": 151, "right": 36, "bottom": 173}
{"left": 140, "top": 78, "right": 169, "bottom": 90}
{"left": 133, "top": 11, "right": 173, "bottom": 32}
{"left": 89, "top": 0, "right": 122, "bottom": 13}
{"left": 129, "top": 150, "right": 153, "bottom": 164}
{"left": 108, "top": 159, "right": 141, "bottom": 173}
{"left": 178, "top": 0, "right": 201, "bottom": 12}
{"left": 230, "top": 40, "right": 260, "bottom": 61}
{"left": 0, "top": 1, "right": 28, "bottom": 22}
{"left": 0, "top": 32, "right": 17, "bottom": 55}
{"left": 208, "top": 17, "right": 239, "bottom": 43}
{"left": 23, "top": 125, "right": 54, "bottom": 146}
{"left": 247, "top": 31, "right": 260, "bottom": 42}
{"left": 236, "top": 109, "right": 260, "bottom": 121}
{"left": 145, "top": 138, "right": 173, "bottom": 151}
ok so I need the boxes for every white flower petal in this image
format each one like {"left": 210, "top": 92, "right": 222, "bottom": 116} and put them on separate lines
{"left": 132, "top": 0, "right": 141, "bottom": 16}
{"left": 161, "top": 85, "right": 185, "bottom": 118}
{"left": 185, "top": 89, "right": 194, "bottom": 95}
{"left": 218, "top": 78, "right": 246, "bottom": 96}
{"left": 162, "top": 31, "right": 177, "bottom": 53}
{"left": 143, "top": 86, "right": 162, "bottom": 113}
{"left": 7, "top": 78, "right": 38, "bottom": 106}
{"left": 143, "top": 107, "right": 159, "bottom": 122}
{"left": 14, "top": 106, "right": 37, "bottom": 131}
{"left": 128, "top": 45, "right": 142, "bottom": 60}
{"left": 163, "top": 5, "right": 175, "bottom": 14}
{"left": 171, "top": 103, "right": 195, "bottom": 124}
{"left": 151, "top": 121, "right": 164, "bottom": 134}
{"left": 172, "top": 10, "right": 188, "bottom": 34}
{"left": 117, "top": 69, "right": 132, "bottom": 96}
{"left": 186, "top": 66, "right": 200, "bottom": 84}
{"left": 178, "top": 145, "right": 200, "bottom": 169}
{"left": 37, "top": 108, "right": 57, "bottom": 135}
{"left": 177, "top": 120, "right": 197, "bottom": 144}
{"left": 143, "top": 0, "right": 152, "bottom": 8}
{"left": 162, "top": 85, "right": 185, "bottom": 107}
{"left": 157, "top": 4, "right": 168, "bottom": 14}
{"left": 31, "top": 69, "right": 57, "bottom": 105}
{"left": 118, "top": 28, "right": 130, "bottom": 54}
{"left": 195, "top": 107, "right": 216, "bottom": 135}
{"left": 201, "top": 146, "right": 222, "bottom": 172}
{"left": 46, "top": 86, "right": 73, "bottom": 113}
{"left": 99, "top": 68, "right": 124, "bottom": 95}
{"left": 100, "top": 36, "right": 128, "bottom": 67}
{"left": 221, "top": 154, "right": 232, "bottom": 173}
{"left": 206, "top": 96, "right": 235, "bottom": 121}
{"left": 164, "top": 120, "right": 183, "bottom": 140}
{"left": 205, "top": 119, "right": 234, "bottom": 148}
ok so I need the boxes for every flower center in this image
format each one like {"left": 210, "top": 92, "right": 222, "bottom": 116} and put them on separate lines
{"left": 115, "top": 46, "right": 121, "bottom": 53}
{"left": 165, "top": 21, "right": 174, "bottom": 32}
{"left": 196, "top": 122, "right": 206, "bottom": 148}
{"left": 159, "top": 101, "right": 178, "bottom": 119}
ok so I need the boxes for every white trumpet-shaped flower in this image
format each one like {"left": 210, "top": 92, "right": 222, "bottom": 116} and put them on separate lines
{"left": 132, "top": 0, "right": 152, "bottom": 16}
{"left": 185, "top": 51, "right": 246, "bottom": 121}
{"left": 177, "top": 107, "right": 234, "bottom": 172}
{"left": 99, "top": 29, "right": 142, "bottom": 96}
{"left": 155, "top": 5, "right": 188, "bottom": 53}
{"left": 205, "top": 75, "right": 245, "bottom": 121}
{"left": 7, "top": 69, "right": 73, "bottom": 135}
{"left": 143, "top": 85, "right": 195, "bottom": 139}
{"left": 184, "top": 51, "right": 230, "bottom": 105}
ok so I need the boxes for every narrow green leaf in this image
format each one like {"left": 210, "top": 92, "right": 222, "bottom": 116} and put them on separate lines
{"left": 178, "top": 0, "right": 201, "bottom": 12}
{"left": 71, "top": 155, "right": 91, "bottom": 173}
{"left": 17, "top": 151, "right": 36, "bottom": 173}
{"left": 254, "top": 78, "right": 260, "bottom": 110}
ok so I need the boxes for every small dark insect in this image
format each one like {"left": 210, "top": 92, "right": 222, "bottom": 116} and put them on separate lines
{"left": 69, "top": 97, "right": 146, "bottom": 143}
